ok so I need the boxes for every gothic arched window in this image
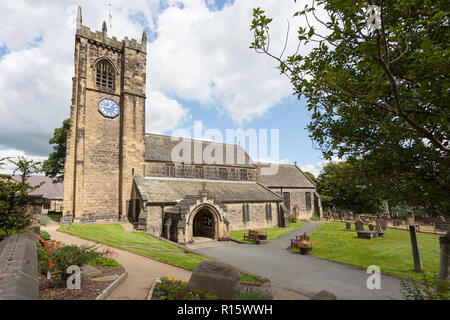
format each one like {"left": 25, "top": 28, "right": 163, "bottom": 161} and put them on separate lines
{"left": 96, "top": 59, "right": 115, "bottom": 90}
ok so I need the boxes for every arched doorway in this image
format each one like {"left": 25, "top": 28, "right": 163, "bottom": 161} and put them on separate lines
{"left": 192, "top": 207, "right": 216, "bottom": 239}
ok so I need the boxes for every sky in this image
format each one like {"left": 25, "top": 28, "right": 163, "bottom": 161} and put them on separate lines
{"left": 0, "top": 0, "right": 331, "bottom": 176}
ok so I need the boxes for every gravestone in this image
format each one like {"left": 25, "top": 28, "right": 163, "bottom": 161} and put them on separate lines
{"left": 380, "top": 218, "right": 387, "bottom": 231}
{"left": 355, "top": 220, "right": 364, "bottom": 231}
{"left": 376, "top": 220, "right": 382, "bottom": 232}
{"left": 346, "top": 222, "right": 351, "bottom": 230}
{"left": 188, "top": 260, "right": 240, "bottom": 300}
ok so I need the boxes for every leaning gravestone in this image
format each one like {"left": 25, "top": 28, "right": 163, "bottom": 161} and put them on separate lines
{"left": 375, "top": 220, "right": 383, "bottom": 232}
{"left": 376, "top": 219, "right": 386, "bottom": 237}
{"left": 188, "top": 260, "right": 240, "bottom": 300}
{"left": 355, "top": 220, "right": 364, "bottom": 231}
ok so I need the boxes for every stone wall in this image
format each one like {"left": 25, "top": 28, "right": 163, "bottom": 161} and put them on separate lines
{"left": 224, "top": 202, "right": 279, "bottom": 231}
{"left": 146, "top": 205, "right": 164, "bottom": 236}
{"left": 269, "top": 187, "right": 319, "bottom": 219}
{"left": 0, "top": 233, "right": 39, "bottom": 300}
{"left": 144, "top": 161, "right": 257, "bottom": 181}
{"left": 62, "top": 22, "right": 146, "bottom": 224}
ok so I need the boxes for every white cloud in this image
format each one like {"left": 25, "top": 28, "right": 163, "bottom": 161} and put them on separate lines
{"left": 0, "top": 0, "right": 323, "bottom": 161}
{"left": 0, "top": 149, "right": 47, "bottom": 174}
{"left": 149, "top": 0, "right": 311, "bottom": 124}
{"left": 300, "top": 156, "right": 344, "bottom": 177}
{"left": 146, "top": 90, "right": 190, "bottom": 133}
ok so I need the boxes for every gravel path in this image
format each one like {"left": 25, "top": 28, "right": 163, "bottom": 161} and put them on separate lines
{"left": 194, "top": 223, "right": 404, "bottom": 300}
{"left": 42, "top": 225, "right": 192, "bottom": 300}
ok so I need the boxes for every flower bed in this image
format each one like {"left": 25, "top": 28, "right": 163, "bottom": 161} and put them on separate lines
{"left": 37, "top": 238, "right": 125, "bottom": 300}
{"left": 297, "top": 233, "right": 313, "bottom": 255}
{"left": 151, "top": 277, "right": 218, "bottom": 300}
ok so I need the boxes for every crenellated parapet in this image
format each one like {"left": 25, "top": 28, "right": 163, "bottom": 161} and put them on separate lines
{"left": 75, "top": 6, "right": 146, "bottom": 53}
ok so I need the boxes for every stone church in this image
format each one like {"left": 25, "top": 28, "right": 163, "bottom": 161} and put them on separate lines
{"left": 62, "top": 8, "right": 322, "bottom": 244}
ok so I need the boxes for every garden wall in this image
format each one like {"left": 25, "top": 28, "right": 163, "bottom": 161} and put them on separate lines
{"left": 0, "top": 232, "right": 40, "bottom": 300}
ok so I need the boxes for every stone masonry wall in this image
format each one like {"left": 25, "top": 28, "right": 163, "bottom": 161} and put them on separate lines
{"left": 270, "top": 187, "right": 318, "bottom": 219}
{"left": 224, "top": 202, "right": 279, "bottom": 231}
{"left": 63, "top": 23, "right": 146, "bottom": 224}
{"left": 144, "top": 161, "right": 257, "bottom": 181}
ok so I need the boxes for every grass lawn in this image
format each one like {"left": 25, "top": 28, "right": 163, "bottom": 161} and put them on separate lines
{"left": 303, "top": 222, "right": 441, "bottom": 281}
{"left": 57, "top": 224, "right": 262, "bottom": 283}
{"left": 230, "top": 221, "right": 307, "bottom": 243}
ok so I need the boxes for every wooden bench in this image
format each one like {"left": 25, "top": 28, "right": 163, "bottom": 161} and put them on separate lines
{"left": 244, "top": 230, "right": 267, "bottom": 244}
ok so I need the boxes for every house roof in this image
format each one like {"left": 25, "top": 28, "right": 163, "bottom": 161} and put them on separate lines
{"left": 11, "top": 175, "right": 63, "bottom": 200}
{"left": 256, "top": 163, "right": 316, "bottom": 188}
{"left": 145, "top": 133, "right": 254, "bottom": 168}
{"left": 134, "top": 176, "right": 282, "bottom": 203}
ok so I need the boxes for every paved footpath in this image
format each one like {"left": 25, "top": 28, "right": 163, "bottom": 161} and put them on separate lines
{"left": 42, "top": 225, "right": 192, "bottom": 300}
{"left": 194, "top": 223, "right": 404, "bottom": 300}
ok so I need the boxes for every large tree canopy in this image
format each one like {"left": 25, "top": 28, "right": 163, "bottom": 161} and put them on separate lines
{"left": 251, "top": 0, "right": 449, "bottom": 215}
{"left": 317, "top": 160, "right": 382, "bottom": 214}
{"left": 43, "top": 118, "right": 70, "bottom": 183}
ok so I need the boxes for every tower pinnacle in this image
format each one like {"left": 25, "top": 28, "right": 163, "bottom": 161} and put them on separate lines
{"left": 102, "top": 21, "right": 107, "bottom": 35}
{"left": 76, "top": 6, "right": 82, "bottom": 30}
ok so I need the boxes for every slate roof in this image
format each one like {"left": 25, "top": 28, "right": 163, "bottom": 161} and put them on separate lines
{"left": 145, "top": 133, "right": 254, "bottom": 168}
{"left": 134, "top": 176, "right": 282, "bottom": 203}
{"left": 256, "top": 163, "right": 316, "bottom": 188}
{"left": 11, "top": 175, "right": 63, "bottom": 200}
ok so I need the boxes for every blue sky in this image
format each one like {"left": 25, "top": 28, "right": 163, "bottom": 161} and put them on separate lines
{"left": 0, "top": 0, "right": 328, "bottom": 176}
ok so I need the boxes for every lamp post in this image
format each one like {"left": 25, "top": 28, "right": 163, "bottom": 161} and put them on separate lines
{"left": 408, "top": 212, "right": 423, "bottom": 271}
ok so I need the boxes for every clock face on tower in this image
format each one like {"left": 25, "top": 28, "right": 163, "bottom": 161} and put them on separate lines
{"left": 98, "top": 98, "right": 120, "bottom": 118}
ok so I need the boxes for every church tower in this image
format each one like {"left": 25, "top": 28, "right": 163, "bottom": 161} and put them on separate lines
{"left": 62, "top": 7, "right": 147, "bottom": 223}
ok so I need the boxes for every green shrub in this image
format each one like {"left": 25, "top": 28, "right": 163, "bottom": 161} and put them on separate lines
{"left": 155, "top": 277, "right": 218, "bottom": 300}
{"left": 400, "top": 275, "right": 450, "bottom": 300}
{"left": 40, "top": 230, "right": 51, "bottom": 240}
{"left": 0, "top": 179, "right": 32, "bottom": 234}
{"left": 50, "top": 245, "right": 102, "bottom": 285}
{"left": 37, "top": 242, "right": 49, "bottom": 274}
{"left": 88, "top": 256, "right": 121, "bottom": 269}
{"left": 233, "top": 286, "right": 273, "bottom": 300}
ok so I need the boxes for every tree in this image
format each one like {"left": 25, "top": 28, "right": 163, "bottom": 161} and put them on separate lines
{"left": 251, "top": 0, "right": 449, "bottom": 215}
{"left": 304, "top": 171, "right": 317, "bottom": 184}
{"left": 9, "top": 156, "right": 42, "bottom": 185}
{"left": 43, "top": 118, "right": 70, "bottom": 182}
{"left": 0, "top": 179, "right": 32, "bottom": 235}
{"left": 0, "top": 156, "right": 41, "bottom": 235}
{"left": 316, "top": 160, "right": 383, "bottom": 214}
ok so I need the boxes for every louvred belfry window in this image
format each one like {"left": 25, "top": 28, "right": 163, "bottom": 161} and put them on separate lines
{"left": 96, "top": 60, "right": 115, "bottom": 90}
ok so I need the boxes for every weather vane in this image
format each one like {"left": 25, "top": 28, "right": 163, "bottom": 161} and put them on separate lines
{"left": 109, "top": 3, "right": 112, "bottom": 29}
